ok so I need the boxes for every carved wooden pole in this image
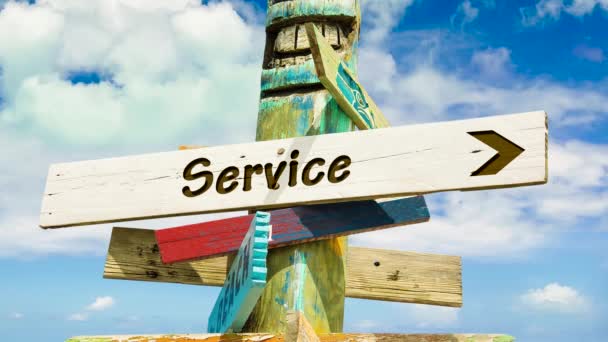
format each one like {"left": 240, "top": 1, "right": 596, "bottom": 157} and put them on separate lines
{"left": 242, "top": 0, "right": 361, "bottom": 333}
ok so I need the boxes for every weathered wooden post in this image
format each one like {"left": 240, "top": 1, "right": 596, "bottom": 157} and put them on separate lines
{"left": 43, "top": 4, "right": 548, "bottom": 341}
{"left": 242, "top": 0, "right": 362, "bottom": 333}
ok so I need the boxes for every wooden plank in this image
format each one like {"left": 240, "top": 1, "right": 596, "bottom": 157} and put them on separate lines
{"left": 66, "top": 334, "right": 514, "bottom": 342}
{"left": 208, "top": 212, "right": 271, "bottom": 333}
{"left": 286, "top": 311, "right": 321, "bottom": 342}
{"left": 40, "top": 111, "right": 548, "bottom": 229}
{"left": 155, "top": 196, "right": 429, "bottom": 264}
{"left": 345, "top": 247, "right": 462, "bottom": 307}
{"left": 306, "top": 22, "right": 389, "bottom": 130}
{"left": 103, "top": 227, "right": 463, "bottom": 307}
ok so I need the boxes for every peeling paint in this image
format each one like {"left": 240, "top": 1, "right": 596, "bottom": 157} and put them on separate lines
{"left": 267, "top": 0, "right": 356, "bottom": 27}
{"left": 257, "top": 92, "right": 353, "bottom": 141}
{"left": 293, "top": 250, "right": 308, "bottom": 312}
{"left": 282, "top": 271, "right": 291, "bottom": 294}
{"left": 261, "top": 60, "right": 320, "bottom": 92}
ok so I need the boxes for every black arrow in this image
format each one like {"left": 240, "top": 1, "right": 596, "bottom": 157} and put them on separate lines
{"left": 469, "top": 130, "right": 525, "bottom": 176}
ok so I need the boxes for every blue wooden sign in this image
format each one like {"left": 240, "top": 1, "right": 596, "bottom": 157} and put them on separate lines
{"left": 207, "top": 211, "right": 271, "bottom": 333}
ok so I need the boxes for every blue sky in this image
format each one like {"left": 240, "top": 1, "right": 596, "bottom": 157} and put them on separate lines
{"left": 0, "top": 0, "right": 607, "bottom": 341}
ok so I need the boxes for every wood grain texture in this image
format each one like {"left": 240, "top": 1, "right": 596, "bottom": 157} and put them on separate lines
{"left": 155, "top": 196, "right": 429, "bottom": 264}
{"left": 345, "top": 247, "right": 462, "bottom": 307}
{"left": 306, "top": 23, "right": 389, "bottom": 130}
{"left": 286, "top": 311, "right": 321, "bottom": 342}
{"left": 275, "top": 24, "right": 343, "bottom": 53}
{"left": 266, "top": 0, "right": 357, "bottom": 29}
{"left": 208, "top": 212, "right": 270, "bottom": 333}
{"left": 243, "top": 239, "right": 347, "bottom": 332}
{"left": 261, "top": 59, "right": 320, "bottom": 92}
{"left": 40, "top": 111, "right": 548, "bottom": 229}
{"left": 257, "top": 90, "right": 352, "bottom": 139}
{"left": 66, "top": 334, "right": 514, "bottom": 342}
{"left": 103, "top": 227, "right": 463, "bottom": 307}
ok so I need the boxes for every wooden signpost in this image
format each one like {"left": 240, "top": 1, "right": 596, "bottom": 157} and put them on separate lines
{"left": 53, "top": 0, "right": 548, "bottom": 340}
{"left": 156, "top": 196, "right": 429, "bottom": 264}
{"left": 208, "top": 212, "right": 271, "bottom": 333}
{"left": 40, "top": 111, "right": 546, "bottom": 229}
{"left": 104, "top": 227, "right": 463, "bottom": 307}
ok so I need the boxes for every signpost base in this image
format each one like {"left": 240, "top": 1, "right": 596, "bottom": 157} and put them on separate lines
{"left": 66, "top": 333, "right": 515, "bottom": 342}
{"left": 242, "top": 238, "right": 347, "bottom": 333}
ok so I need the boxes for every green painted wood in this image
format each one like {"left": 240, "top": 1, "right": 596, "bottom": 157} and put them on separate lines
{"left": 266, "top": 0, "right": 357, "bottom": 28}
{"left": 305, "top": 23, "right": 389, "bottom": 130}
{"left": 244, "top": 0, "right": 362, "bottom": 334}
{"left": 261, "top": 60, "right": 320, "bottom": 93}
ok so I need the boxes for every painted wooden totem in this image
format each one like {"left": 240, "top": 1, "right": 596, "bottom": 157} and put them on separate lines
{"left": 242, "top": 0, "right": 361, "bottom": 333}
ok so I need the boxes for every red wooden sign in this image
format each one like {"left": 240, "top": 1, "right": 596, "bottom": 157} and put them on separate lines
{"left": 155, "top": 196, "right": 429, "bottom": 264}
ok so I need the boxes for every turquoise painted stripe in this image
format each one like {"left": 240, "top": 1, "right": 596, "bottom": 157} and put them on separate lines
{"left": 207, "top": 212, "right": 271, "bottom": 333}
{"left": 293, "top": 250, "right": 307, "bottom": 312}
{"left": 266, "top": 0, "right": 356, "bottom": 27}
{"left": 335, "top": 62, "right": 375, "bottom": 128}
{"left": 261, "top": 60, "right": 321, "bottom": 93}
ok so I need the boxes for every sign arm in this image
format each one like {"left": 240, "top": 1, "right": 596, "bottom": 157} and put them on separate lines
{"left": 305, "top": 22, "right": 390, "bottom": 130}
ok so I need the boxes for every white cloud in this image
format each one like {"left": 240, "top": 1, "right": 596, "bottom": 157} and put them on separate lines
{"left": 471, "top": 47, "right": 512, "bottom": 81}
{"left": 0, "top": 1, "right": 64, "bottom": 102}
{"left": 67, "top": 313, "right": 88, "bottom": 321}
{"left": 520, "top": 283, "right": 590, "bottom": 313}
{"left": 0, "top": 0, "right": 258, "bottom": 258}
{"left": 451, "top": 0, "right": 497, "bottom": 29}
{"left": 451, "top": 0, "right": 479, "bottom": 29}
{"left": 537, "top": 141, "right": 608, "bottom": 220}
{"left": 86, "top": 296, "right": 115, "bottom": 311}
{"left": 0, "top": 129, "right": 115, "bottom": 258}
{"left": 361, "top": 0, "right": 415, "bottom": 45}
{"left": 67, "top": 296, "right": 115, "bottom": 321}
{"left": 358, "top": 37, "right": 608, "bottom": 127}
{"left": 352, "top": 190, "right": 547, "bottom": 258}
{"left": 521, "top": 0, "right": 608, "bottom": 26}
{"left": 208, "top": 0, "right": 264, "bottom": 25}
{"left": 521, "top": 0, "right": 564, "bottom": 26}
{"left": 567, "top": 0, "right": 608, "bottom": 16}
{"left": 0, "top": 0, "right": 263, "bottom": 146}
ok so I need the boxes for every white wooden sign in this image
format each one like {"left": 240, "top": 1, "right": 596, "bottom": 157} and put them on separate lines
{"left": 40, "top": 111, "right": 548, "bottom": 228}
